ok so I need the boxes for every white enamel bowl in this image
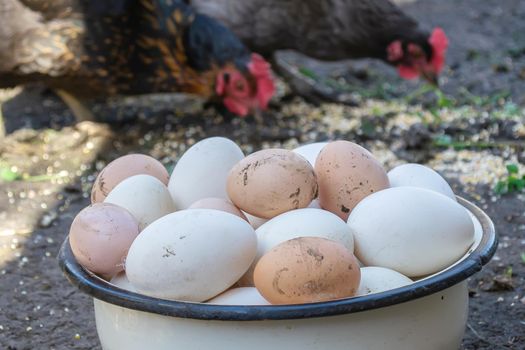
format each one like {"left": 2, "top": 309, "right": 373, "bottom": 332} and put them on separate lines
{"left": 59, "top": 197, "right": 496, "bottom": 350}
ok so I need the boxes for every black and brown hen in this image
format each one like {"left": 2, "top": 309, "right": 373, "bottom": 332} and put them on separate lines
{"left": 0, "top": 0, "right": 275, "bottom": 118}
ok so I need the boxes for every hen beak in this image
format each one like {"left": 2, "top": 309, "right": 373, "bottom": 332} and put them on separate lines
{"left": 421, "top": 70, "right": 439, "bottom": 87}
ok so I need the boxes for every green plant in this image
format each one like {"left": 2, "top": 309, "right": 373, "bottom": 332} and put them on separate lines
{"left": 494, "top": 164, "right": 525, "bottom": 195}
{"left": 521, "top": 252, "right": 525, "bottom": 264}
{"left": 432, "top": 134, "right": 493, "bottom": 150}
{"left": 0, "top": 164, "right": 21, "bottom": 182}
{"left": 504, "top": 266, "right": 513, "bottom": 278}
{"left": 298, "top": 66, "right": 319, "bottom": 81}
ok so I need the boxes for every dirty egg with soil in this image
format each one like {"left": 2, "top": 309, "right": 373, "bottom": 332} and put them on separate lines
{"left": 253, "top": 237, "right": 361, "bottom": 305}
{"left": 227, "top": 149, "right": 318, "bottom": 219}
{"left": 315, "top": 141, "right": 390, "bottom": 221}
{"left": 237, "top": 208, "right": 355, "bottom": 287}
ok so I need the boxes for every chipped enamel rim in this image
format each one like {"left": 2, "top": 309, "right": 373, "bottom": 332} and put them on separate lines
{"left": 58, "top": 197, "right": 496, "bottom": 321}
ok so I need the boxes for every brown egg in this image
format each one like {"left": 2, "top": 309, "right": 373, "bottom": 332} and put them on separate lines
{"left": 69, "top": 203, "right": 140, "bottom": 280}
{"left": 253, "top": 237, "right": 360, "bottom": 305}
{"left": 91, "top": 154, "right": 169, "bottom": 203}
{"left": 189, "top": 197, "right": 248, "bottom": 222}
{"left": 227, "top": 149, "right": 318, "bottom": 219}
{"left": 315, "top": 141, "right": 389, "bottom": 221}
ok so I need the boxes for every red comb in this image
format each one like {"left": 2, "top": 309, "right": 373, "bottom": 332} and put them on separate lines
{"left": 248, "top": 53, "right": 275, "bottom": 109}
{"left": 429, "top": 27, "right": 448, "bottom": 73}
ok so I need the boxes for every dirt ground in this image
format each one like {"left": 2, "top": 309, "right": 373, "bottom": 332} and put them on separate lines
{"left": 1, "top": 0, "right": 524, "bottom": 349}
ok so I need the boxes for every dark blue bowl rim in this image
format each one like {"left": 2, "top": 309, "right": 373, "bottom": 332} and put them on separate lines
{"left": 58, "top": 197, "right": 497, "bottom": 321}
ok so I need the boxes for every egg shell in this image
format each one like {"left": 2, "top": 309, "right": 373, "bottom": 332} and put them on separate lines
{"left": 315, "top": 141, "right": 389, "bottom": 221}
{"left": 243, "top": 212, "right": 268, "bottom": 229}
{"left": 125, "top": 209, "right": 257, "bottom": 302}
{"left": 254, "top": 237, "right": 361, "bottom": 305}
{"left": 91, "top": 154, "right": 169, "bottom": 203}
{"left": 308, "top": 199, "right": 322, "bottom": 209}
{"left": 168, "top": 137, "right": 244, "bottom": 210}
{"left": 227, "top": 149, "right": 318, "bottom": 219}
{"left": 387, "top": 163, "right": 456, "bottom": 201}
{"left": 69, "top": 203, "right": 140, "bottom": 279}
{"left": 189, "top": 197, "right": 248, "bottom": 221}
{"left": 356, "top": 267, "right": 413, "bottom": 296}
{"left": 348, "top": 187, "right": 475, "bottom": 277}
{"left": 292, "top": 142, "right": 328, "bottom": 166}
{"left": 238, "top": 208, "right": 355, "bottom": 287}
{"left": 207, "top": 287, "right": 270, "bottom": 305}
{"left": 110, "top": 272, "right": 137, "bottom": 292}
{"left": 104, "top": 174, "right": 176, "bottom": 230}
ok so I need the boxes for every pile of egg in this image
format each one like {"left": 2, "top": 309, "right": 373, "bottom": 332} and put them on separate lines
{"left": 68, "top": 137, "right": 476, "bottom": 305}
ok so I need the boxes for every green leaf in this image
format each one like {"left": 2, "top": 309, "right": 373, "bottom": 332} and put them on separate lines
{"left": 521, "top": 253, "right": 525, "bottom": 264}
{"left": 506, "top": 164, "right": 519, "bottom": 174}
{"left": 494, "top": 181, "right": 508, "bottom": 195}
{"left": 433, "top": 89, "right": 455, "bottom": 109}
{"left": 433, "top": 134, "right": 452, "bottom": 147}
{"left": 505, "top": 266, "right": 513, "bottom": 278}
{"left": 0, "top": 166, "right": 21, "bottom": 182}
{"left": 298, "top": 67, "right": 319, "bottom": 81}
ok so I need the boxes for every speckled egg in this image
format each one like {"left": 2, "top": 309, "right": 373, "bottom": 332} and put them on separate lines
{"left": 227, "top": 149, "right": 318, "bottom": 219}
{"left": 253, "top": 237, "right": 360, "bottom": 305}
{"left": 91, "top": 154, "right": 169, "bottom": 203}
{"left": 315, "top": 141, "right": 389, "bottom": 221}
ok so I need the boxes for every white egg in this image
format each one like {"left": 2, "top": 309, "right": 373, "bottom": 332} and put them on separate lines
{"left": 110, "top": 272, "right": 137, "bottom": 292}
{"left": 126, "top": 209, "right": 257, "bottom": 302}
{"left": 308, "top": 199, "right": 322, "bottom": 209}
{"left": 238, "top": 208, "right": 354, "bottom": 286}
{"left": 168, "top": 137, "right": 244, "bottom": 210}
{"left": 104, "top": 174, "right": 176, "bottom": 230}
{"left": 356, "top": 267, "right": 413, "bottom": 296}
{"left": 348, "top": 187, "right": 475, "bottom": 277}
{"left": 207, "top": 287, "right": 270, "bottom": 305}
{"left": 293, "top": 142, "right": 328, "bottom": 166}
{"left": 387, "top": 163, "right": 456, "bottom": 201}
{"left": 242, "top": 211, "right": 268, "bottom": 230}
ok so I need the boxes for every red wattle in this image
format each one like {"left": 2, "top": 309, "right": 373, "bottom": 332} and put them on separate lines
{"left": 398, "top": 65, "right": 420, "bottom": 80}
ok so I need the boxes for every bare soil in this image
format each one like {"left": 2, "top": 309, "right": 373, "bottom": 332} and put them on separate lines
{"left": 1, "top": 0, "right": 524, "bottom": 349}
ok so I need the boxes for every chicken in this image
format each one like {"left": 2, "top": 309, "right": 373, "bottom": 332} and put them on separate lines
{"left": 0, "top": 0, "right": 275, "bottom": 118}
{"left": 189, "top": 0, "right": 448, "bottom": 85}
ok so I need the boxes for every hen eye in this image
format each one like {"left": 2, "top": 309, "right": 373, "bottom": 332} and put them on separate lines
{"left": 223, "top": 73, "right": 230, "bottom": 84}
{"left": 235, "top": 80, "right": 245, "bottom": 91}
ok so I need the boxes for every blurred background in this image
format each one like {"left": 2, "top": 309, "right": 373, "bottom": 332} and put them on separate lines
{"left": 0, "top": 0, "right": 524, "bottom": 349}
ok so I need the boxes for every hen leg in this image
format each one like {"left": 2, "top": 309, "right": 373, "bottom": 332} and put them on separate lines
{"left": 54, "top": 90, "right": 95, "bottom": 122}
{"left": 0, "top": 105, "right": 5, "bottom": 139}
